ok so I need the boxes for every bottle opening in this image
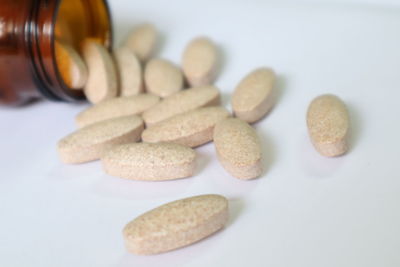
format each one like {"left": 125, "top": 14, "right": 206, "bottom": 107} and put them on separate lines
{"left": 0, "top": 0, "right": 113, "bottom": 105}
{"left": 53, "top": 0, "right": 112, "bottom": 95}
{"left": 55, "top": 0, "right": 111, "bottom": 50}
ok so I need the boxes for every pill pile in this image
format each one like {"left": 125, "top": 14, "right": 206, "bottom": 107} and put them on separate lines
{"left": 56, "top": 23, "right": 350, "bottom": 255}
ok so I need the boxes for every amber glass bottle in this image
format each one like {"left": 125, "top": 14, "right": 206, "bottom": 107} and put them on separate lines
{"left": 0, "top": 0, "right": 112, "bottom": 105}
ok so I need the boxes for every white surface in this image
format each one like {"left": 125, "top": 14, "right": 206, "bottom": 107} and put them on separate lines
{"left": 1, "top": 0, "right": 400, "bottom": 266}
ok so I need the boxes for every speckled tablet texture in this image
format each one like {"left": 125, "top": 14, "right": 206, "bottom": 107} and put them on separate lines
{"left": 214, "top": 118, "right": 263, "bottom": 179}
{"left": 123, "top": 24, "right": 158, "bottom": 62}
{"left": 58, "top": 116, "right": 144, "bottom": 164}
{"left": 114, "top": 46, "right": 143, "bottom": 97}
{"left": 123, "top": 194, "right": 229, "bottom": 255}
{"left": 75, "top": 94, "right": 160, "bottom": 128}
{"left": 307, "top": 94, "right": 350, "bottom": 157}
{"left": 82, "top": 40, "right": 118, "bottom": 104}
{"left": 144, "top": 58, "right": 184, "bottom": 98}
{"left": 182, "top": 37, "right": 218, "bottom": 87}
{"left": 232, "top": 68, "right": 276, "bottom": 123}
{"left": 101, "top": 143, "right": 196, "bottom": 181}
{"left": 142, "top": 107, "right": 231, "bottom": 147}
{"left": 142, "top": 86, "right": 220, "bottom": 127}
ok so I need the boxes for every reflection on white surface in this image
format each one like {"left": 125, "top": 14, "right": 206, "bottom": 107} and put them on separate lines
{"left": 298, "top": 134, "right": 345, "bottom": 178}
{"left": 93, "top": 174, "right": 195, "bottom": 200}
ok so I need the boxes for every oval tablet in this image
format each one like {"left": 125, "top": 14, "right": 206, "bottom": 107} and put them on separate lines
{"left": 114, "top": 47, "right": 143, "bottom": 97}
{"left": 76, "top": 94, "right": 160, "bottom": 128}
{"left": 58, "top": 116, "right": 144, "bottom": 164}
{"left": 123, "top": 23, "right": 158, "bottom": 62}
{"left": 214, "top": 118, "right": 263, "bottom": 180}
{"left": 55, "top": 40, "right": 88, "bottom": 90}
{"left": 142, "top": 107, "right": 231, "bottom": 147}
{"left": 142, "top": 86, "right": 220, "bottom": 127}
{"left": 82, "top": 40, "right": 118, "bottom": 104}
{"left": 232, "top": 68, "right": 276, "bottom": 123}
{"left": 144, "top": 58, "right": 184, "bottom": 98}
{"left": 101, "top": 143, "right": 196, "bottom": 181}
{"left": 307, "top": 94, "right": 350, "bottom": 157}
{"left": 123, "top": 194, "right": 229, "bottom": 255}
{"left": 182, "top": 37, "right": 218, "bottom": 87}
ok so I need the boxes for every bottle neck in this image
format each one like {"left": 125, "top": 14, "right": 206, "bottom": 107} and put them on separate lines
{"left": 29, "top": 0, "right": 85, "bottom": 102}
{"left": 0, "top": 0, "right": 113, "bottom": 105}
{"left": 0, "top": 0, "right": 41, "bottom": 105}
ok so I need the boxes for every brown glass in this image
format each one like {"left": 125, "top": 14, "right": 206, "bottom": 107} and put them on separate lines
{"left": 0, "top": 0, "right": 112, "bottom": 105}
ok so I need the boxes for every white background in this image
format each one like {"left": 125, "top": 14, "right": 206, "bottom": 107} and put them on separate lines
{"left": 1, "top": 0, "right": 400, "bottom": 266}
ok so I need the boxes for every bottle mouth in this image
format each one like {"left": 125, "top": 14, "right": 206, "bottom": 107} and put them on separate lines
{"left": 29, "top": 0, "right": 113, "bottom": 102}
